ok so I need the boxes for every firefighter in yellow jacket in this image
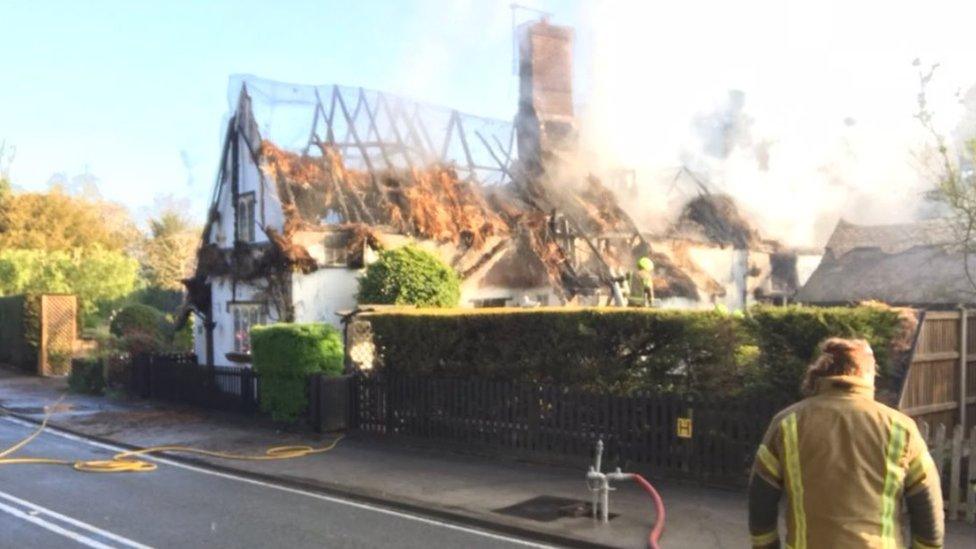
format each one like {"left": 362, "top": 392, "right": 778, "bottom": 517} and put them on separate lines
{"left": 748, "top": 338, "right": 944, "bottom": 549}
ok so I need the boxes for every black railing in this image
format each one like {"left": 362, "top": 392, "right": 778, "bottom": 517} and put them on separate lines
{"left": 351, "top": 373, "right": 783, "bottom": 487}
{"left": 129, "top": 353, "right": 260, "bottom": 414}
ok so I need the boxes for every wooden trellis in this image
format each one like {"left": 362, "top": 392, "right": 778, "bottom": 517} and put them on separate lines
{"left": 38, "top": 294, "right": 77, "bottom": 376}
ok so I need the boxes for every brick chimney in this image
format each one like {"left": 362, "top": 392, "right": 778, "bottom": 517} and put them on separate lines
{"left": 516, "top": 19, "right": 576, "bottom": 175}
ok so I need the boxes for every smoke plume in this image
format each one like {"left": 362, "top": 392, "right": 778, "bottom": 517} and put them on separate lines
{"left": 576, "top": 0, "right": 976, "bottom": 247}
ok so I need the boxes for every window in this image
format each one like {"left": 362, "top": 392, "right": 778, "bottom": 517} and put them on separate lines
{"left": 236, "top": 192, "right": 256, "bottom": 243}
{"left": 321, "top": 232, "right": 348, "bottom": 266}
{"left": 230, "top": 303, "right": 265, "bottom": 354}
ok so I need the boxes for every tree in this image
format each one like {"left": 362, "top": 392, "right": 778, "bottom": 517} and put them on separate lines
{"left": 0, "top": 247, "right": 139, "bottom": 325}
{"left": 0, "top": 189, "right": 139, "bottom": 253}
{"left": 357, "top": 245, "right": 460, "bottom": 307}
{"left": 141, "top": 210, "right": 199, "bottom": 291}
{"left": 914, "top": 60, "right": 976, "bottom": 292}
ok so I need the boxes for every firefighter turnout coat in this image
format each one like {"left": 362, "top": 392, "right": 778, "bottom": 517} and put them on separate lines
{"left": 748, "top": 375, "right": 944, "bottom": 549}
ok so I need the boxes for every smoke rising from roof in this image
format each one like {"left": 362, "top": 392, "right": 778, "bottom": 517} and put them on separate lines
{"left": 577, "top": 0, "right": 976, "bottom": 248}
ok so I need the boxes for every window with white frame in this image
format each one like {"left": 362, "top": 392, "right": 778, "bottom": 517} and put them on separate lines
{"left": 230, "top": 302, "right": 265, "bottom": 354}
{"left": 236, "top": 192, "right": 256, "bottom": 243}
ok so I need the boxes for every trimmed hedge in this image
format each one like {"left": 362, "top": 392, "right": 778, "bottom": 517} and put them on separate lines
{"left": 364, "top": 305, "right": 908, "bottom": 402}
{"left": 251, "top": 323, "right": 344, "bottom": 421}
{"left": 357, "top": 245, "right": 460, "bottom": 307}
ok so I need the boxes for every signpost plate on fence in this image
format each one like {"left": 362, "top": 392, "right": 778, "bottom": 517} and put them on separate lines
{"left": 677, "top": 417, "right": 693, "bottom": 438}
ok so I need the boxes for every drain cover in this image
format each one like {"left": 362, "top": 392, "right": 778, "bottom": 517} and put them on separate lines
{"left": 494, "top": 495, "right": 617, "bottom": 522}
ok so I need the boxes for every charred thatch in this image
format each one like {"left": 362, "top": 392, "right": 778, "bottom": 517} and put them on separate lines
{"left": 260, "top": 141, "right": 509, "bottom": 249}
{"left": 674, "top": 194, "right": 761, "bottom": 249}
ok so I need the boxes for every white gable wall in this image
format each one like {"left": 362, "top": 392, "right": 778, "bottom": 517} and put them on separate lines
{"left": 291, "top": 268, "right": 362, "bottom": 330}
{"left": 208, "top": 135, "right": 285, "bottom": 249}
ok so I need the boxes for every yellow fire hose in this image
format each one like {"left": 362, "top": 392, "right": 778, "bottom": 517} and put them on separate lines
{"left": 0, "top": 399, "right": 343, "bottom": 474}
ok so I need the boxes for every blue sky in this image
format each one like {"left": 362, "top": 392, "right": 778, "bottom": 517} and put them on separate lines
{"left": 1, "top": 0, "right": 584, "bottom": 221}
{"left": 3, "top": 1, "right": 976, "bottom": 245}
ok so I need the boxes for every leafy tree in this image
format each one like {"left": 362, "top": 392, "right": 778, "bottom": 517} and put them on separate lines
{"left": 0, "top": 189, "right": 139, "bottom": 253}
{"left": 141, "top": 210, "right": 199, "bottom": 291}
{"left": 0, "top": 247, "right": 139, "bottom": 326}
{"left": 357, "top": 245, "right": 460, "bottom": 307}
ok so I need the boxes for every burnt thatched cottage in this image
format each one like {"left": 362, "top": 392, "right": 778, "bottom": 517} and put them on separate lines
{"left": 184, "top": 20, "right": 818, "bottom": 368}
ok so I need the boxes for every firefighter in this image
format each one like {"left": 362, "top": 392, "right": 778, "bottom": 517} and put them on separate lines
{"left": 748, "top": 338, "right": 944, "bottom": 549}
{"left": 627, "top": 257, "right": 654, "bottom": 307}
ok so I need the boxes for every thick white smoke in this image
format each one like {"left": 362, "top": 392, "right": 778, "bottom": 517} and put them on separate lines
{"left": 576, "top": 0, "right": 976, "bottom": 247}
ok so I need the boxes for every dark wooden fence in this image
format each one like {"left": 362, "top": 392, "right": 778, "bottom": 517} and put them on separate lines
{"left": 351, "top": 373, "right": 783, "bottom": 487}
{"left": 125, "top": 355, "right": 782, "bottom": 487}
{"left": 129, "top": 353, "right": 260, "bottom": 414}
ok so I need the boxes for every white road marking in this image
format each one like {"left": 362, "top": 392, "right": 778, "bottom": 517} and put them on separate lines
{"left": 0, "top": 416, "right": 554, "bottom": 548}
{"left": 0, "top": 498, "right": 117, "bottom": 549}
{"left": 0, "top": 489, "right": 152, "bottom": 549}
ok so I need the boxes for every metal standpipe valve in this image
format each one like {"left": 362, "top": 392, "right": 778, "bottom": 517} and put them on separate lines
{"left": 586, "top": 439, "right": 634, "bottom": 524}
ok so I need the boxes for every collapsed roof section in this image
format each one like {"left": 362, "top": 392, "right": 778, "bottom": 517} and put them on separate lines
{"left": 192, "top": 75, "right": 701, "bottom": 304}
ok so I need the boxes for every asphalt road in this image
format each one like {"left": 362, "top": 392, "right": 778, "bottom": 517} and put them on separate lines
{"left": 0, "top": 417, "right": 553, "bottom": 549}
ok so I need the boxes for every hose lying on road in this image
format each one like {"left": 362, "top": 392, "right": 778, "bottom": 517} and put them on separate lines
{"left": 0, "top": 401, "right": 344, "bottom": 474}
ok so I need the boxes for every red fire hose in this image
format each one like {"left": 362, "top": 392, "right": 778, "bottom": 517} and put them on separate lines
{"left": 632, "top": 474, "right": 666, "bottom": 549}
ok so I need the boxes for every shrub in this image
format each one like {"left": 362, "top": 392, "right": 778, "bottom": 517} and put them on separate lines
{"left": 68, "top": 358, "right": 105, "bottom": 395}
{"left": 363, "top": 305, "right": 906, "bottom": 403}
{"left": 357, "top": 246, "right": 460, "bottom": 307}
{"left": 171, "top": 314, "right": 194, "bottom": 353}
{"left": 251, "top": 323, "right": 344, "bottom": 421}
{"left": 109, "top": 303, "right": 175, "bottom": 354}
{"left": 110, "top": 303, "right": 167, "bottom": 338}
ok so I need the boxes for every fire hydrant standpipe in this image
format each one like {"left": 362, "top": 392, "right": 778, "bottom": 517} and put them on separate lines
{"left": 586, "top": 440, "right": 666, "bottom": 549}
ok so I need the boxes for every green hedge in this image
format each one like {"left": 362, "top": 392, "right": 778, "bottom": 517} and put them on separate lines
{"left": 251, "top": 323, "right": 344, "bottom": 421}
{"left": 68, "top": 358, "right": 105, "bottom": 395}
{"left": 365, "top": 305, "right": 907, "bottom": 402}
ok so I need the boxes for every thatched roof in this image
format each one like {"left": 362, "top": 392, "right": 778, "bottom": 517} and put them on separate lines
{"left": 669, "top": 194, "right": 763, "bottom": 249}
{"left": 796, "top": 219, "right": 976, "bottom": 306}
{"left": 823, "top": 219, "right": 956, "bottom": 258}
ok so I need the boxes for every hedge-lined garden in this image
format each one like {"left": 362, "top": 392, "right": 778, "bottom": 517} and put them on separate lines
{"left": 364, "top": 305, "right": 911, "bottom": 403}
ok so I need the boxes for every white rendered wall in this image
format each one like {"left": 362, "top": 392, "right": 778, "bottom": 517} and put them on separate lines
{"left": 291, "top": 268, "right": 362, "bottom": 329}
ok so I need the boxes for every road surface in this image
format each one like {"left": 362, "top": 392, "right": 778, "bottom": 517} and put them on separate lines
{"left": 0, "top": 416, "right": 552, "bottom": 548}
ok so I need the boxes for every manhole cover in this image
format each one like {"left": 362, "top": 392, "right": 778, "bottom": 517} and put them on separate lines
{"left": 494, "top": 495, "right": 617, "bottom": 522}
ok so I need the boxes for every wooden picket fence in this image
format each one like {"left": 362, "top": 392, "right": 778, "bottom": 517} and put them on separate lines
{"left": 917, "top": 421, "right": 976, "bottom": 523}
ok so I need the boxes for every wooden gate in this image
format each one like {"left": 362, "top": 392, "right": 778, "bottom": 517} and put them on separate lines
{"left": 38, "top": 294, "right": 77, "bottom": 376}
{"left": 899, "top": 309, "right": 976, "bottom": 432}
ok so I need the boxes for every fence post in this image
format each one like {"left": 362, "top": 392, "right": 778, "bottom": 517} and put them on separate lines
{"left": 966, "top": 425, "right": 975, "bottom": 524}
{"left": 959, "top": 306, "right": 968, "bottom": 432}
{"left": 949, "top": 425, "right": 963, "bottom": 519}
{"left": 309, "top": 373, "right": 321, "bottom": 432}
{"left": 241, "top": 369, "right": 255, "bottom": 413}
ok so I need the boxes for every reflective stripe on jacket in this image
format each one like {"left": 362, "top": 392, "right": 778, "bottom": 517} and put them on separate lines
{"left": 748, "top": 375, "right": 944, "bottom": 549}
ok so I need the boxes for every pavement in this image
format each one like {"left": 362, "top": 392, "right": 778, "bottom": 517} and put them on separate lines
{"left": 2, "top": 368, "right": 974, "bottom": 548}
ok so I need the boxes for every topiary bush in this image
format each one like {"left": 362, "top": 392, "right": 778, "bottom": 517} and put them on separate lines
{"left": 357, "top": 245, "right": 460, "bottom": 307}
{"left": 251, "top": 323, "right": 344, "bottom": 421}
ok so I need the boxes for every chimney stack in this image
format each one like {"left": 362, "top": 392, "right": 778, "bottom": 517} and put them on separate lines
{"left": 516, "top": 18, "right": 576, "bottom": 176}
